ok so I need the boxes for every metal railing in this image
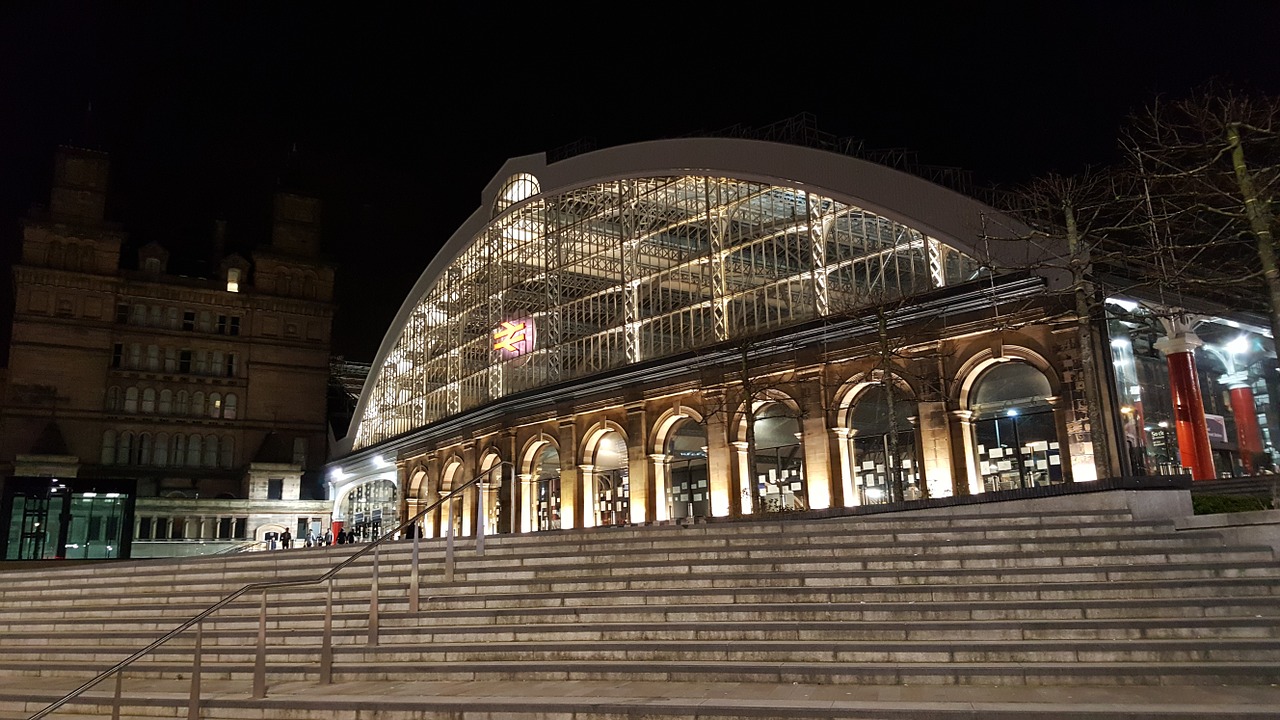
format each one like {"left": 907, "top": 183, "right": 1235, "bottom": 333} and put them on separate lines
{"left": 28, "top": 462, "right": 512, "bottom": 720}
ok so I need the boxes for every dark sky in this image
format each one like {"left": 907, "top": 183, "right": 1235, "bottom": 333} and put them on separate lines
{"left": 3, "top": 2, "right": 1280, "bottom": 363}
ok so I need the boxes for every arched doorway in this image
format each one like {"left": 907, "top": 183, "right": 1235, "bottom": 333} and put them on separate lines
{"left": 533, "top": 444, "right": 561, "bottom": 531}
{"left": 752, "top": 402, "right": 805, "bottom": 513}
{"left": 666, "top": 419, "right": 709, "bottom": 520}
{"left": 849, "top": 383, "right": 922, "bottom": 504}
{"left": 971, "top": 361, "right": 1062, "bottom": 491}
{"left": 591, "top": 430, "right": 629, "bottom": 527}
{"left": 340, "top": 479, "right": 397, "bottom": 541}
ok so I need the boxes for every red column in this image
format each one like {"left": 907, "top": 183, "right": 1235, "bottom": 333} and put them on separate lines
{"left": 1223, "top": 372, "right": 1263, "bottom": 475}
{"left": 1156, "top": 334, "right": 1215, "bottom": 480}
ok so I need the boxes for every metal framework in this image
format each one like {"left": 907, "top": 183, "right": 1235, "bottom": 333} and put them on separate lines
{"left": 354, "top": 173, "right": 982, "bottom": 449}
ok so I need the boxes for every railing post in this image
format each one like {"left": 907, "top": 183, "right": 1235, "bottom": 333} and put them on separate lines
{"left": 368, "top": 543, "right": 380, "bottom": 646}
{"left": 187, "top": 622, "right": 202, "bottom": 720}
{"left": 409, "top": 527, "right": 420, "bottom": 613}
{"left": 444, "top": 501, "right": 456, "bottom": 582}
{"left": 252, "top": 591, "right": 267, "bottom": 698}
{"left": 320, "top": 578, "right": 333, "bottom": 684}
{"left": 476, "top": 477, "right": 485, "bottom": 555}
{"left": 111, "top": 668, "right": 122, "bottom": 720}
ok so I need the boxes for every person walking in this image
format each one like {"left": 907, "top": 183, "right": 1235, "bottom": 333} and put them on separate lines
{"left": 280, "top": 528, "right": 292, "bottom": 549}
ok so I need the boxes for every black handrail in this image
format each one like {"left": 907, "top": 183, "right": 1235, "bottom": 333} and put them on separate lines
{"left": 29, "top": 462, "right": 510, "bottom": 719}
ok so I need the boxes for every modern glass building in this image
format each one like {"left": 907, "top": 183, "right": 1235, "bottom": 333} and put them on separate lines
{"left": 327, "top": 136, "right": 1278, "bottom": 538}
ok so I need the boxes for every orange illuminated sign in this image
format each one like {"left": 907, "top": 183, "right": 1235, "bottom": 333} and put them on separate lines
{"left": 493, "top": 318, "right": 535, "bottom": 358}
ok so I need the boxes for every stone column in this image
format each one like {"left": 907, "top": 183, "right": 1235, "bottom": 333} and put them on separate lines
{"left": 801, "top": 411, "right": 832, "bottom": 511}
{"left": 732, "top": 440, "right": 752, "bottom": 515}
{"left": 1047, "top": 396, "right": 1075, "bottom": 484}
{"left": 704, "top": 398, "right": 734, "bottom": 518}
{"left": 519, "top": 472, "right": 535, "bottom": 533}
{"left": 1222, "top": 371, "right": 1263, "bottom": 475}
{"left": 947, "top": 409, "right": 982, "bottom": 496}
{"left": 831, "top": 427, "right": 857, "bottom": 507}
{"left": 578, "top": 464, "right": 596, "bottom": 528}
{"left": 557, "top": 420, "right": 579, "bottom": 529}
{"left": 626, "top": 404, "right": 650, "bottom": 524}
{"left": 650, "top": 453, "right": 671, "bottom": 522}
{"left": 1154, "top": 332, "right": 1215, "bottom": 480}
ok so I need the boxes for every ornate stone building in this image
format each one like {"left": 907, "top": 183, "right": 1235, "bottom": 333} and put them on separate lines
{"left": 0, "top": 145, "right": 334, "bottom": 559}
{"left": 326, "top": 136, "right": 1278, "bottom": 541}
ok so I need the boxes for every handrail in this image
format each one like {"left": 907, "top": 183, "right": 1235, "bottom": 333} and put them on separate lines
{"left": 29, "top": 462, "right": 510, "bottom": 719}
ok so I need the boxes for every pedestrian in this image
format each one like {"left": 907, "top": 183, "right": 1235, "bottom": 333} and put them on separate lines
{"left": 324, "top": 529, "right": 333, "bottom": 546}
{"left": 280, "top": 528, "right": 292, "bottom": 549}
{"left": 335, "top": 529, "right": 345, "bottom": 545}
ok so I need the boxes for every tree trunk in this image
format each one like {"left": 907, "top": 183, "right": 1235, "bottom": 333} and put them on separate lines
{"left": 1227, "top": 124, "right": 1280, "bottom": 345}
{"left": 1065, "top": 201, "right": 1114, "bottom": 480}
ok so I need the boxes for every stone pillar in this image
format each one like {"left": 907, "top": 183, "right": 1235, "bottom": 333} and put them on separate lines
{"left": 831, "top": 427, "right": 856, "bottom": 507}
{"left": 704, "top": 402, "right": 734, "bottom": 518}
{"left": 1048, "top": 396, "right": 1075, "bottom": 483}
{"left": 579, "top": 464, "right": 596, "bottom": 528}
{"left": 557, "top": 420, "right": 579, "bottom": 529}
{"left": 424, "top": 452, "right": 441, "bottom": 538}
{"left": 626, "top": 405, "right": 651, "bottom": 524}
{"left": 460, "top": 441, "right": 477, "bottom": 536}
{"left": 1154, "top": 332, "right": 1215, "bottom": 480}
{"left": 519, "top": 473, "right": 535, "bottom": 533}
{"left": 650, "top": 453, "right": 670, "bottom": 522}
{"left": 801, "top": 411, "right": 832, "bottom": 511}
{"left": 732, "top": 440, "right": 752, "bottom": 515}
{"left": 1222, "top": 371, "right": 1263, "bottom": 475}
{"left": 947, "top": 409, "right": 982, "bottom": 496}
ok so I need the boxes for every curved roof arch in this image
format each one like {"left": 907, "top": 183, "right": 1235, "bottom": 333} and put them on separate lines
{"left": 339, "top": 137, "right": 1047, "bottom": 457}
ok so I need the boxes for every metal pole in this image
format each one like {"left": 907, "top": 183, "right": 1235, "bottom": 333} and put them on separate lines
{"left": 252, "top": 591, "right": 267, "bottom": 699}
{"left": 444, "top": 500, "right": 456, "bottom": 582}
{"left": 476, "top": 477, "right": 485, "bottom": 555}
{"left": 187, "top": 622, "right": 202, "bottom": 720}
{"left": 409, "top": 527, "right": 420, "bottom": 613}
{"left": 320, "top": 578, "right": 333, "bottom": 685}
{"left": 111, "top": 669, "right": 122, "bottom": 720}
{"left": 368, "top": 543, "right": 380, "bottom": 646}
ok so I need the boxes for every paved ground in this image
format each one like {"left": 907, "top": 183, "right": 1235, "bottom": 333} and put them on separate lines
{"left": 5, "top": 676, "right": 1280, "bottom": 719}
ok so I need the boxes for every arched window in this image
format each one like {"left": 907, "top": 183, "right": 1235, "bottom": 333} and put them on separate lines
{"left": 752, "top": 403, "right": 805, "bottom": 513}
{"left": 192, "top": 392, "right": 205, "bottom": 417}
{"left": 141, "top": 387, "right": 156, "bottom": 413}
{"left": 116, "top": 432, "right": 133, "bottom": 465}
{"left": 124, "top": 387, "right": 139, "bottom": 413}
{"left": 666, "top": 419, "right": 709, "bottom": 520}
{"left": 172, "top": 434, "right": 186, "bottom": 466}
{"left": 209, "top": 392, "right": 222, "bottom": 419}
{"left": 224, "top": 393, "right": 238, "bottom": 420}
{"left": 220, "top": 436, "right": 234, "bottom": 468}
{"left": 139, "top": 433, "right": 153, "bottom": 466}
{"left": 106, "top": 386, "right": 122, "bottom": 412}
{"left": 591, "top": 430, "right": 629, "bottom": 527}
{"left": 971, "top": 361, "right": 1061, "bottom": 491}
{"left": 849, "top": 384, "right": 921, "bottom": 504}
{"left": 534, "top": 444, "right": 560, "bottom": 532}
{"left": 159, "top": 389, "right": 172, "bottom": 414}
{"left": 101, "top": 430, "right": 116, "bottom": 465}
{"left": 203, "top": 434, "right": 218, "bottom": 467}
{"left": 154, "top": 432, "right": 169, "bottom": 466}
{"left": 187, "top": 435, "right": 202, "bottom": 467}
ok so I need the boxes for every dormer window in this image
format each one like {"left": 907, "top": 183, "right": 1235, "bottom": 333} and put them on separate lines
{"left": 226, "top": 267, "right": 241, "bottom": 293}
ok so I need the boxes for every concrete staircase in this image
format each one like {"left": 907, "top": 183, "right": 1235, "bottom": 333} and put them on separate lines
{"left": 2, "top": 488, "right": 1279, "bottom": 719}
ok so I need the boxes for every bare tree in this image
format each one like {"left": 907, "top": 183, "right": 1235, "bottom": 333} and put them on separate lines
{"left": 1121, "top": 83, "right": 1280, "bottom": 341}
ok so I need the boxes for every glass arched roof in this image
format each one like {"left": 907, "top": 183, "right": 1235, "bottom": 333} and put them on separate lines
{"left": 353, "top": 170, "right": 984, "bottom": 449}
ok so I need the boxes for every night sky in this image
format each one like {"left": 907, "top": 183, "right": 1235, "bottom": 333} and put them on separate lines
{"left": 3, "top": 2, "right": 1279, "bottom": 363}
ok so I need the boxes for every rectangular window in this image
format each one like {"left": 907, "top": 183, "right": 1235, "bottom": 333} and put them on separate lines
{"left": 178, "top": 350, "right": 192, "bottom": 374}
{"left": 216, "top": 315, "right": 228, "bottom": 334}
{"left": 225, "top": 353, "right": 238, "bottom": 377}
{"left": 198, "top": 310, "right": 212, "bottom": 332}
{"left": 218, "top": 517, "right": 233, "bottom": 539}
{"left": 292, "top": 438, "right": 308, "bottom": 466}
{"left": 182, "top": 311, "right": 196, "bottom": 331}
{"left": 267, "top": 479, "right": 284, "bottom": 500}
{"left": 230, "top": 316, "right": 241, "bottom": 336}
{"left": 235, "top": 517, "right": 248, "bottom": 540}
{"left": 137, "top": 517, "right": 152, "bottom": 539}
{"left": 194, "top": 350, "right": 208, "bottom": 374}
{"left": 111, "top": 343, "right": 123, "bottom": 369}
{"left": 164, "top": 347, "right": 177, "bottom": 372}
{"left": 116, "top": 303, "right": 129, "bottom": 323}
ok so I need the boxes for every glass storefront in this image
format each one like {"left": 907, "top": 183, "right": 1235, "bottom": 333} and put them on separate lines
{"left": 753, "top": 404, "right": 805, "bottom": 512}
{"left": 849, "top": 385, "right": 921, "bottom": 503}
{"left": 970, "top": 362, "right": 1063, "bottom": 491}
{"left": 1106, "top": 300, "right": 1279, "bottom": 478}
{"left": 667, "top": 420, "right": 709, "bottom": 520}
{"left": 1, "top": 477, "right": 134, "bottom": 560}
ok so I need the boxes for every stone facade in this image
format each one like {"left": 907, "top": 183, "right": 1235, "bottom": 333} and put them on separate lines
{"left": 0, "top": 145, "right": 336, "bottom": 557}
